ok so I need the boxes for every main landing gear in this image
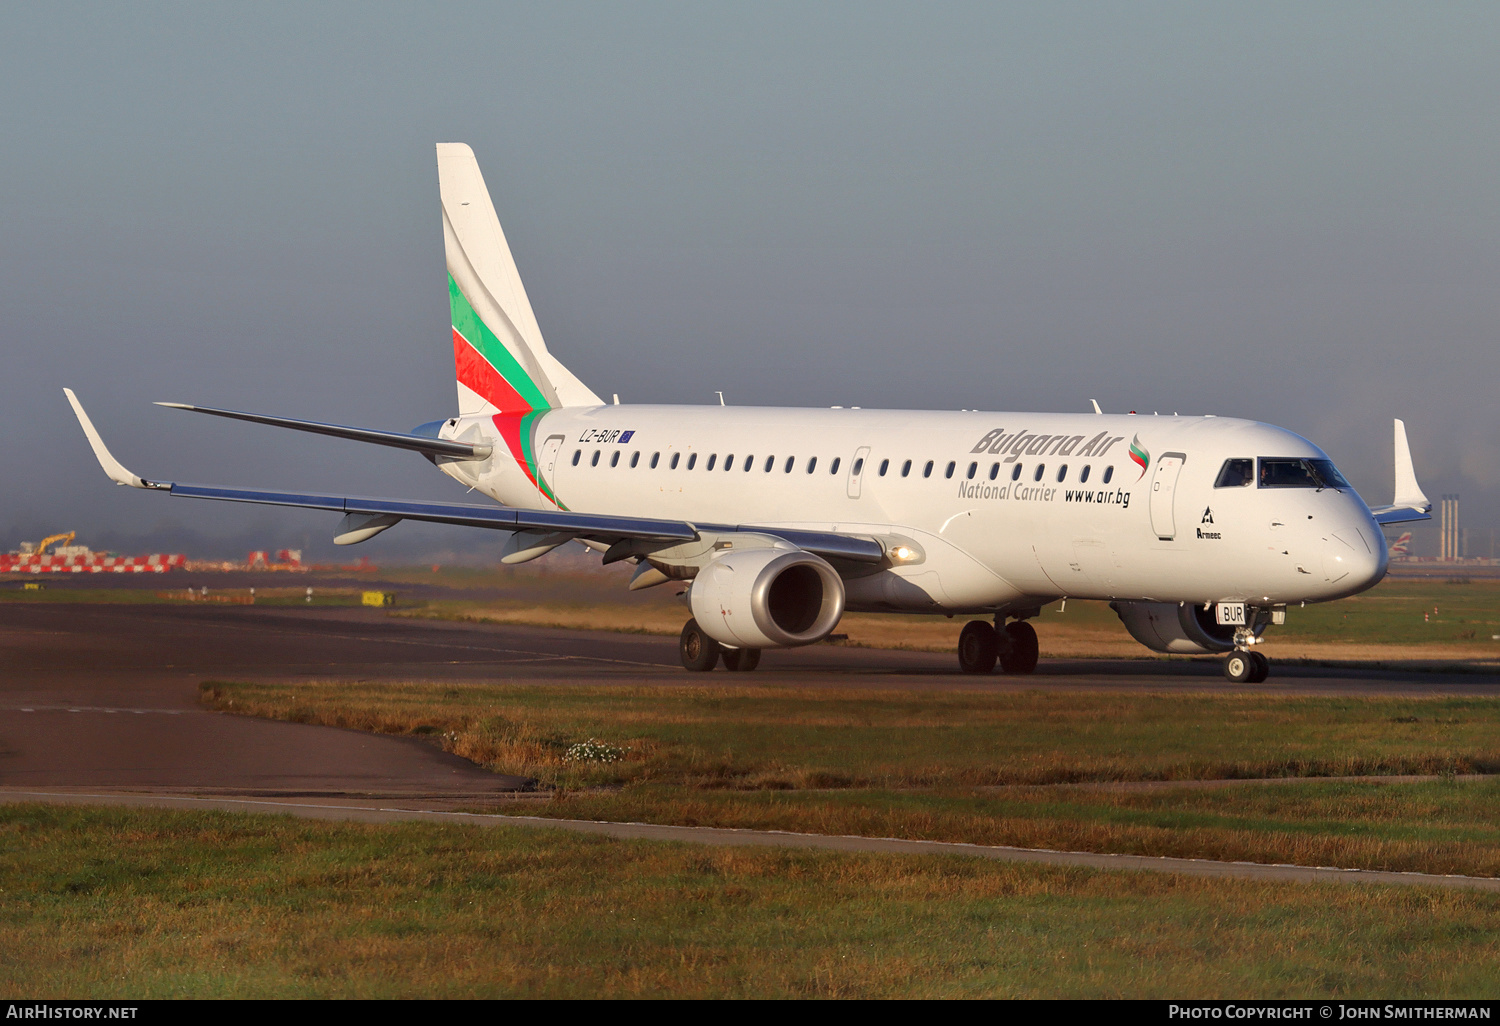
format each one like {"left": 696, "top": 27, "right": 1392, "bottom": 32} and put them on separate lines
{"left": 957, "top": 618, "right": 1038, "bottom": 675}
{"left": 679, "top": 618, "right": 761, "bottom": 672}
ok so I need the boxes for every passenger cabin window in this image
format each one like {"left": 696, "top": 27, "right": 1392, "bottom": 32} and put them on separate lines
{"left": 1215, "top": 459, "right": 1253, "bottom": 488}
{"left": 764, "top": 455, "right": 774, "bottom": 472}
{"left": 610, "top": 451, "right": 620, "bottom": 467}
{"left": 650, "top": 452, "right": 660, "bottom": 469}
{"left": 1258, "top": 458, "right": 1349, "bottom": 490}
{"left": 807, "top": 457, "right": 818, "bottom": 474}
{"left": 1033, "top": 464, "right": 1045, "bottom": 482}
{"left": 1079, "top": 465, "right": 1090, "bottom": 483}
{"left": 878, "top": 459, "right": 888, "bottom": 476}
{"left": 989, "top": 463, "right": 999, "bottom": 481}
{"left": 784, "top": 456, "right": 794, "bottom": 473}
{"left": 591, "top": 450, "right": 600, "bottom": 467}
{"left": 966, "top": 462, "right": 977, "bottom": 480}
{"left": 1103, "top": 466, "right": 1114, "bottom": 484}
{"left": 670, "top": 453, "right": 680, "bottom": 470}
{"left": 1056, "top": 465, "right": 1067, "bottom": 482}
{"left": 724, "top": 454, "right": 734, "bottom": 471}
{"left": 1011, "top": 465, "right": 1022, "bottom": 481}
{"left": 687, "top": 453, "right": 697, "bottom": 470}
{"left": 854, "top": 457, "right": 866, "bottom": 476}
{"left": 744, "top": 456, "right": 754, "bottom": 472}
{"left": 923, "top": 460, "right": 934, "bottom": 478}
{"left": 830, "top": 457, "right": 841, "bottom": 475}
{"left": 705, "top": 454, "right": 716, "bottom": 471}
{"left": 572, "top": 450, "right": 581, "bottom": 466}
{"left": 902, "top": 459, "right": 912, "bottom": 477}
{"left": 944, "top": 461, "right": 956, "bottom": 479}
{"left": 630, "top": 452, "right": 640, "bottom": 468}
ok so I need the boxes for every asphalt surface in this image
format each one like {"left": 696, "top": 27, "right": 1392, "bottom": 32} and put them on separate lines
{"left": 3, "top": 603, "right": 1497, "bottom": 797}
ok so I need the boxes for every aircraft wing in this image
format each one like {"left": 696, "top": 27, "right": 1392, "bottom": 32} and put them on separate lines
{"left": 65, "top": 390, "right": 883, "bottom": 563}
{"left": 166, "top": 482, "right": 701, "bottom": 542}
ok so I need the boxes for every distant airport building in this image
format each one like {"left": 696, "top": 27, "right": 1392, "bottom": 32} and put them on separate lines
{"left": 1440, "top": 494, "right": 1461, "bottom": 561}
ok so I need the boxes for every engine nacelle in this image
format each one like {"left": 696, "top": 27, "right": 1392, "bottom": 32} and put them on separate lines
{"left": 1110, "top": 600, "right": 1259, "bottom": 654}
{"left": 688, "top": 548, "right": 845, "bottom": 649}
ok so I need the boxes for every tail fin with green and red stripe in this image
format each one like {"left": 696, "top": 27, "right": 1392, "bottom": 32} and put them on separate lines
{"left": 437, "top": 143, "right": 602, "bottom": 417}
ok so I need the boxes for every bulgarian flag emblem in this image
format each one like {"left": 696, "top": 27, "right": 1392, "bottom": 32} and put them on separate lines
{"left": 1129, "top": 435, "right": 1150, "bottom": 479}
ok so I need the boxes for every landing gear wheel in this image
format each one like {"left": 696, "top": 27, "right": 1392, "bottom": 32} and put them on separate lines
{"left": 999, "top": 621, "right": 1039, "bottom": 675}
{"left": 680, "top": 618, "right": 721, "bottom": 672}
{"left": 722, "top": 648, "right": 761, "bottom": 672}
{"left": 1223, "top": 650, "right": 1254, "bottom": 683}
{"left": 957, "top": 620, "right": 999, "bottom": 674}
{"left": 1248, "top": 651, "right": 1270, "bottom": 683}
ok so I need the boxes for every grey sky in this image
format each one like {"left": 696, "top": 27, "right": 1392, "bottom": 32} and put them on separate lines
{"left": 3, "top": 3, "right": 1497, "bottom": 560}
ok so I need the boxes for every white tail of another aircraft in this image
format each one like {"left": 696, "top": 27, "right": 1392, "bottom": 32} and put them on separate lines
{"left": 437, "top": 142, "right": 601, "bottom": 416}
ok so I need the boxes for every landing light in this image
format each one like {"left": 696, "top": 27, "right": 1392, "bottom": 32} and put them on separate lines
{"left": 886, "top": 543, "right": 924, "bottom": 565}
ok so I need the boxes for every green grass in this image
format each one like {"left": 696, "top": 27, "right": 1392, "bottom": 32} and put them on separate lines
{"left": 203, "top": 682, "right": 1500, "bottom": 788}
{"left": 202, "top": 682, "right": 1500, "bottom": 876}
{"left": 4, "top": 804, "right": 1500, "bottom": 998}
{"left": 1274, "top": 578, "right": 1500, "bottom": 646}
{"left": 523, "top": 778, "right": 1500, "bottom": 878}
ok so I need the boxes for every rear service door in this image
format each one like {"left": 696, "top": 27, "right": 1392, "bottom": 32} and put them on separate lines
{"left": 539, "top": 435, "right": 565, "bottom": 493}
{"left": 1149, "top": 452, "right": 1187, "bottom": 540}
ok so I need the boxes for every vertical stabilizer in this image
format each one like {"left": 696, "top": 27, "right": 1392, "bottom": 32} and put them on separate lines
{"left": 437, "top": 143, "right": 602, "bottom": 415}
{"left": 1392, "top": 418, "right": 1429, "bottom": 511}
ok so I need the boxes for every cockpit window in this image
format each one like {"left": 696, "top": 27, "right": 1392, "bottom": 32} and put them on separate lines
{"left": 1214, "top": 458, "right": 1253, "bottom": 488}
{"left": 1258, "top": 458, "right": 1350, "bottom": 490}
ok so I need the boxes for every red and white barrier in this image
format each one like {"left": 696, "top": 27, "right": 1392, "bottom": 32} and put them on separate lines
{"left": 0, "top": 553, "right": 186, "bottom": 574}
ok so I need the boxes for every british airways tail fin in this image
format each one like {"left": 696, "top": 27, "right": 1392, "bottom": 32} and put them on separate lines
{"left": 437, "top": 143, "right": 602, "bottom": 416}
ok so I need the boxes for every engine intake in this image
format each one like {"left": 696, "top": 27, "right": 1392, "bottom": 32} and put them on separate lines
{"left": 688, "top": 548, "right": 845, "bottom": 649}
{"left": 1109, "top": 600, "right": 1259, "bottom": 654}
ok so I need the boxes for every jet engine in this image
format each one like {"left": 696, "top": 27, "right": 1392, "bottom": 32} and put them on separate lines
{"left": 1109, "top": 600, "right": 1259, "bottom": 654}
{"left": 688, "top": 548, "right": 845, "bottom": 649}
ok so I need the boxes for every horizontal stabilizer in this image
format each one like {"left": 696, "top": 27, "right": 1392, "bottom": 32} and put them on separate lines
{"left": 155, "top": 402, "right": 490, "bottom": 461}
{"left": 1371, "top": 507, "right": 1432, "bottom": 525}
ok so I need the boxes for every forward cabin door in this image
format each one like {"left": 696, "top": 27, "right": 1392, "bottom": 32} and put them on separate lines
{"left": 847, "top": 446, "right": 871, "bottom": 499}
{"left": 1149, "top": 452, "right": 1187, "bottom": 540}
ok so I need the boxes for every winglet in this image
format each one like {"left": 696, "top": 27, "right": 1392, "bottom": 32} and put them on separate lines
{"left": 1392, "top": 418, "right": 1429, "bottom": 512}
{"left": 63, "top": 389, "right": 168, "bottom": 490}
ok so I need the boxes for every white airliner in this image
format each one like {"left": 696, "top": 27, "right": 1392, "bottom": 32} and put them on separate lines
{"left": 66, "top": 143, "right": 1433, "bottom": 682}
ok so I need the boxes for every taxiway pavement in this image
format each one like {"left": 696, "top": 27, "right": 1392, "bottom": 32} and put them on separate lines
{"left": 2, "top": 601, "right": 1496, "bottom": 797}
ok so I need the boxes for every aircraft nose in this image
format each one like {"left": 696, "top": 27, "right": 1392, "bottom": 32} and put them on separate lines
{"left": 1322, "top": 522, "right": 1387, "bottom": 593}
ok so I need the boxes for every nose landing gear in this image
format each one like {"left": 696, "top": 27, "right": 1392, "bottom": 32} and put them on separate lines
{"left": 1223, "top": 623, "right": 1270, "bottom": 682}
